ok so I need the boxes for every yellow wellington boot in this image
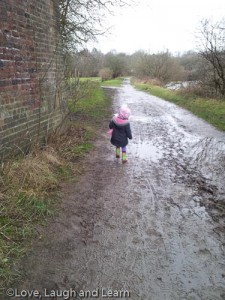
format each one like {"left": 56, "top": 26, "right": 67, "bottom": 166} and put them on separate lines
{"left": 122, "top": 151, "right": 127, "bottom": 163}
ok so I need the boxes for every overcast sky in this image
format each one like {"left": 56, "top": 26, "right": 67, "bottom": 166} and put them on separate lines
{"left": 88, "top": 0, "right": 225, "bottom": 55}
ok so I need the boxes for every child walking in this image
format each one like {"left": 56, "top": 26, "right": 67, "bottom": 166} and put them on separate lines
{"left": 109, "top": 105, "right": 132, "bottom": 163}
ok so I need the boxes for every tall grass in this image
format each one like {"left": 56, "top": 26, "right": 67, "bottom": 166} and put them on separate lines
{"left": 0, "top": 149, "right": 64, "bottom": 287}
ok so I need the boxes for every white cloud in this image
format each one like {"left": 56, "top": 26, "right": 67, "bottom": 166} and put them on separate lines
{"left": 88, "top": 0, "right": 225, "bottom": 54}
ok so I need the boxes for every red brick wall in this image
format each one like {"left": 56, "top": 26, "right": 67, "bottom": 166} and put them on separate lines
{"left": 0, "top": 0, "right": 65, "bottom": 158}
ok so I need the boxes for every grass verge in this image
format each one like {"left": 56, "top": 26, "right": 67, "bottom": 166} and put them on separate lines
{"left": 101, "top": 77, "right": 124, "bottom": 87}
{"left": 69, "top": 77, "right": 124, "bottom": 87}
{"left": 0, "top": 148, "right": 66, "bottom": 288}
{"left": 0, "top": 81, "right": 112, "bottom": 289}
{"left": 133, "top": 80, "right": 225, "bottom": 131}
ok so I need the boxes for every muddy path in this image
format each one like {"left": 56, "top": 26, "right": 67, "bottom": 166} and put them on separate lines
{"left": 7, "top": 79, "right": 225, "bottom": 300}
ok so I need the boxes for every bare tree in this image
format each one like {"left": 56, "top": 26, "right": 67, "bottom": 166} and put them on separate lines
{"left": 104, "top": 51, "right": 129, "bottom": 78}
{"left": 131, "top": 51, "right": 185, "bottom": 83}
{"left": 177, "top": 51, "right": 203, "bottom": 81}
{"left": 99, "top": 67, "right": 113, "bottom": 81}
{"left": 197, "top": 18, "right": 225, "bottom": 97}
{"left": 59, "top": 0, "right": 128, "bottom": 51}
{"left": 67, "top": 49, "right": 104, "bottom": 77}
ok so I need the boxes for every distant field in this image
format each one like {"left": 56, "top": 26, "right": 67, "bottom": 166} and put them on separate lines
{"left": 79, "top": 77, "right": 101, "bottom": 82}
{"left": 100, "top": 77, "right": 124, "bottom": 87}
{"left": 69, "top": 77, "right": 124, "bottom": 87}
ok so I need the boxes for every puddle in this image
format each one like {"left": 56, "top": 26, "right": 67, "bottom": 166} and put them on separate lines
{"left": 130, "top": 115, "right": 152, "bottom": 124}
{"left": 130, "top": 141, "right": 163, "bottom": 162}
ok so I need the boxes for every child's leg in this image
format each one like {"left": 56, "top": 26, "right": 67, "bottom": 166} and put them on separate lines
{"left": 116, "top": 146, "right": 120, "bottom": 158}
{"left": 122, "top": 146, "right": 127, "bottom": 163}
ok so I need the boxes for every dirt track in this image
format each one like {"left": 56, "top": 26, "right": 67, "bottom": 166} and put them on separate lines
{"left": 7, "top": 79, "right": 225, "bottom": 300}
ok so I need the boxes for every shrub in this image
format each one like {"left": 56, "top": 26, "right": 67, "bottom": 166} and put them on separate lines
{"left": 99, "top": 68, "right": 113, "bottom": 81}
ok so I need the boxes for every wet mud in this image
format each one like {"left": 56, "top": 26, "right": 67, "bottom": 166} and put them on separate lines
{"left": 7, "top": 79, "right": 225, "bottom": 299}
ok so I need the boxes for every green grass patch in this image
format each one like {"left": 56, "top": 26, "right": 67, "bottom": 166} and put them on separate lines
{"left": 71, "top": 76, "right": 124, "bottom": 87}
{"left": 15, "top": 192, "right": 54, "bottom": 217}
{"left": 79, "top": 77, "right": 101, "bottom": 82}
{"left": 68, "top": 81, "right": 111, "bottom": 123}
{"left": 55, "top": 163, "right": 74, "bottom": 181}
{"left": 70, "top": 143, "right": 93, "bottom": 159}
{"left": 133, "top": 82, "right": 225, "bottom": 131}
{"left": 64, "top": 82, "right": 109, "bottom": 160}
{"left": 68, "top": 77, "right": 101, "bottom": 84}
{"left": 0, "top": 190, "right": 56, "bottom": 288}
{"left": 101, "top": 77, "right": 124, "bottom": 87}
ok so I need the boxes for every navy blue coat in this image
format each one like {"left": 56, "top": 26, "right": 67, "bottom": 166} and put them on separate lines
{"left": 109, "top": 116, "right": 132, "bottom": 147}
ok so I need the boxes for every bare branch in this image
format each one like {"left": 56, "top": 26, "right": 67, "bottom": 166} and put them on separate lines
{"left": 59, "top": 0, "right": 131, "bottom": 51}
{"left": 196, "top": 18, "right": 225, "bottom": 97}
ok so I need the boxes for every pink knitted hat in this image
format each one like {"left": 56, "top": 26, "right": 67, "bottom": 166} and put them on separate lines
{"left": 118, "top": 105, "right": 131, "bottom": 120}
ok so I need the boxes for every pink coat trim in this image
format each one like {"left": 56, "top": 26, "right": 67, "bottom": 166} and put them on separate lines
{"left": 112, "top": 116, "right": 129, "bottom": 126}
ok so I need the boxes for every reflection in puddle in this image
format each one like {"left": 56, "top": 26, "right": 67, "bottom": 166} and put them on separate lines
{"left": 130, "top": 141, "right": 163, "bottom": 162}
{"left": 130, "top": 115, "right": 152, "bottom": 123}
